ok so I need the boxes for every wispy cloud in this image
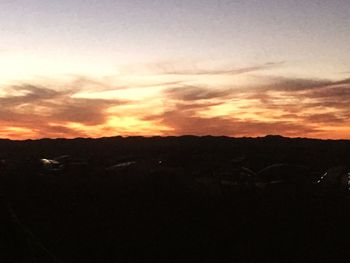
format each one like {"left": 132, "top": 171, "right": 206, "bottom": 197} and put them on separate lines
{"left": 164, "top": 85, "right": 234, "bottom": 101}
{"left": 1, "top": 67, "right": 350, "bottom": 139}
{"left": 0, "top": 84, "right": 127, "bottom": 138}
{"left": 139, "top": 61, "right": 285, "bottom": 76}
{"left": 246, "top": 76, "right": 335, "bottom": 93}
{"left": 303, "top": 113, "right": 348, "bottom": 124}
{"left": 143, "top": 103, "right": 320, "bottom": 137}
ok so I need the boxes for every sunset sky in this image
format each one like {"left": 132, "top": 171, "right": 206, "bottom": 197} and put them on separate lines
{"left": 1, "top": 0, "right": 350, "bottom": 140}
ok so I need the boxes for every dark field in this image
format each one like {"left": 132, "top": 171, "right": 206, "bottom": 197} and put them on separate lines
{"left": 1, "top": 136, "right": 350, "bottom": 262}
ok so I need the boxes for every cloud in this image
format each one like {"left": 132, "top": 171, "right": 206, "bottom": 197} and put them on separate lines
{"left": 1, "top": 71, "right": 350, "bottom": 140}
{"left": 304, "top": 85, "right": 350, "bottom": 100}
{"left": 0, "top": 83, "right": 126, "bottom": 138}
{"left": 70, "top": 76, "right": 183, "bottom": 92}
{"left": 303, "top": 113, "right": 348, "bottom": 124}
{"left": 50, "top": 98, "right": 124, "bottom": 125}
{"left": 236, "top": 76, "right": 350, "bottom": 137}
{"left": 146, "top": 61, "right": 285, "bottom": 75}
{"left": 144, "top": 102, "right": 321, "bottom": 138}
{"left": 0, "top": 85, "right": 67, "bottom": 106}
{"left": 255, "top": 77, "right": 333, "bottom": 92}
{"left": 246, "top": 75, "right": 350, "bottom": 107}
{"left": 253, "top": 76, "right": 350, "bottom": 93}
{"left": 296, "top": 79, "right": 350, "bottom": 115}
{"left": 164, "top": 85, "right": 234, "bottom": 101}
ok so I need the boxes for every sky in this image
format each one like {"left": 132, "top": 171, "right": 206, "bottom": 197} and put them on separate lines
{"left": 1, "top": 0, "right": 350, "bottom": 140}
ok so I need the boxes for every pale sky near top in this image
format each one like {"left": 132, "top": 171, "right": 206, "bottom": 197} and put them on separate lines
{"left": 1, "top": 0, "right": 349, "bottom": 81}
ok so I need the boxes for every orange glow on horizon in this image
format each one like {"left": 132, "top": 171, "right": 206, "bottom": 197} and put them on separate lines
{"left": 1, "top": 65, "right": 350, "bottom": 140}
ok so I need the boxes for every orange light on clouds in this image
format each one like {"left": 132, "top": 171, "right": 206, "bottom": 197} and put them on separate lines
{"left": 0, "top": 126, "right": 37, "bottom": 140}
{"left": 1, "top": 62, "right": 350, "bottom": 140}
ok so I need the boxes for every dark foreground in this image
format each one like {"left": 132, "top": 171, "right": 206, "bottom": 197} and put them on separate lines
{"left": 1, "top": 136, "right": 350, "bottom": 262}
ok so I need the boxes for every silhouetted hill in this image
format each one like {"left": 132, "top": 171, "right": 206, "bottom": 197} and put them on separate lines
{"left": 1, "top": 135, "right": 349, "bottom": 170}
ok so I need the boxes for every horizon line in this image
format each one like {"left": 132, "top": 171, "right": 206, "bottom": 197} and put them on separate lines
{"left": 1, "top": 134, "right": 349, "bottom": 142}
